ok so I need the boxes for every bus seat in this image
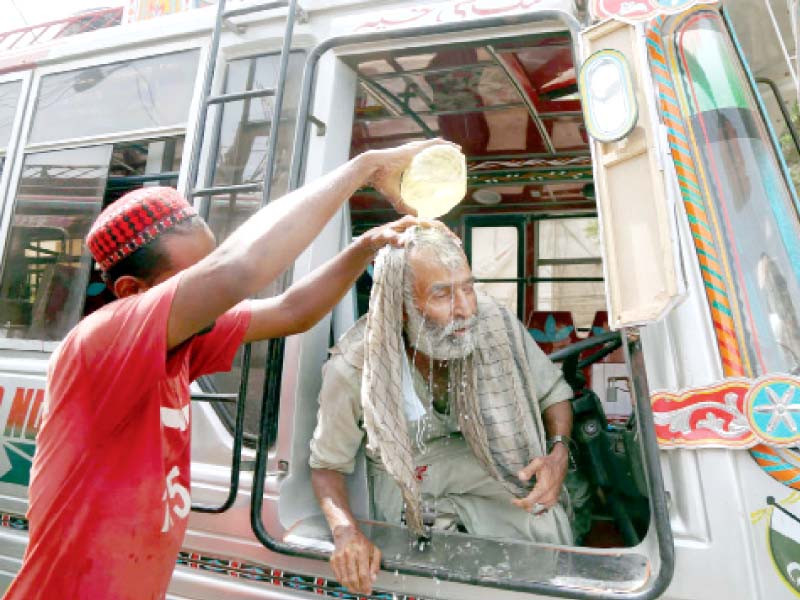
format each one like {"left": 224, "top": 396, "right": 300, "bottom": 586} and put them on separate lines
{"left": 527, "top": 311, "right": 579, "bottom": 355}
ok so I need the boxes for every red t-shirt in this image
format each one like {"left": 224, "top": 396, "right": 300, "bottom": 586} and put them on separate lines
{"left": 5, "top": 274, "right": 251, "bottom": 600}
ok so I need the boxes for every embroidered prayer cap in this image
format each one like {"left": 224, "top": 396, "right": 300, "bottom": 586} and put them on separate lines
{"left": 86, "top": 186, "right": 197, "bottom": 272}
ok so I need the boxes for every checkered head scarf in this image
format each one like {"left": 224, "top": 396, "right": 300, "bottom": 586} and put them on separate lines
{"left": 86, "top": 187, "right": 197, "bottom": 272}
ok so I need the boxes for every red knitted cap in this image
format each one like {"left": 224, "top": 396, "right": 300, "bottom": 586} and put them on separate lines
{"left": 86, "top": 186, "right": 197, "bottom": 271}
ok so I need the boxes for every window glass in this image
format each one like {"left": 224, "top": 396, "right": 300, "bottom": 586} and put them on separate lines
{"left": 0, "top": 80, "right": 22, "bottom": 152}
{"left": 470, "top": 226, "right": 519, "bottom": 313}
{"left": 535, "top": 218, "right": 603, "bottom": 331}
{"left": 203, "top": 51, "right": 305, "bottom": 442}
{"left": 210, "top": 51, "right": 305, "bottom": 200}
{"left": 0, "top": 146, "right": 112, "bottom": 340}
{"left": 29, "top": 50, "right": 199, "bottom": 143}
{"left": 673, "top": 12, "right": 800, "bottom": 375}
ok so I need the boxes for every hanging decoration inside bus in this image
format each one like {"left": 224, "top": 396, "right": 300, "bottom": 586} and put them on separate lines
{"left": 589, "top": 0, "right": 718, "bottom": 24}
{"left": 353, "top": 0, "right": 570, "bottom": 32}
{"left": 578, "top": 49, "right": 638, "bottom": 142}
{"left": 651, "top": 374, "right": 800, "bottom": 448}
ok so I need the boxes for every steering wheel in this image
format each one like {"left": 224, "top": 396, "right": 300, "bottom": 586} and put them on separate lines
{"left": 547, "top": 330, "right": 623, "bottom": 391}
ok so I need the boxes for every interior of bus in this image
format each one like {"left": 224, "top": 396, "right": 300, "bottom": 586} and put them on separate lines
{"left": 335, "top": 33, "right": 649, "bottom": 549}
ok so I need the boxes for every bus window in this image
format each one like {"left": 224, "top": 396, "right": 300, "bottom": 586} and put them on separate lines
{"left": 725, "top": 2, "right": 799, "bottom": 191}
{"left": 198, "top": 50, "right": 305, "bottom": 445}
{"left": 296, "top": 34, "right": 654, "bottom": 578}
{"left": 534, "top": 216, "right": 604, "bottom": 334}
{"left": 0, "top": 81, "right": 22, "bottom": 178}
{"left": 469, "top": 222, "right": 523, "bottom": 314}
{"left": 667, "top": 10, "right": 800, "bottom": 375}
{"left": 29, "top": 50, "right": 198, "bottom": 144}
{"left": 0, "top": 146, "right": 112, "bottom": 340}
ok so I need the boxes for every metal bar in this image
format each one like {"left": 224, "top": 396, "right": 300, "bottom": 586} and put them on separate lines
{"left": 385, "top": 57, "right": 436, "bottom": 110}
{"left": 358, "top": 78, "right": 436, "bottom": 138}
{"left": 223, "top": 1, "right": 289, "bottom": 19}
{"left": 756, "top": 76, "right": 800, "bottom": 158}
{"left": 186, "top": 0, "right": 227, "bottom": 199}
{"left": 192, "top": 344, "right": 252, "bottom": 513}
{"left": 261, "top": 0, "right": 301, "bottom": 204}
{"left": 485, "top": 45, "right": 556, "bottom": 154}
{"left": 191, "top": 392, "right": 238, "bottom": 403}
{"left": 193, "top": 182, "right": 262, "bottom": 196}
{"left": 365, "top": 60, "right": 498, "bottom": 81}
{"left": 106, "top": 171, "right": 179, "bottom": 186}
{"left": 354, "top": 101, "right": 528, "bottom": 121}
{"left": 207, "top": 88, "right": 276, "bottom": 105}
{"left": 529, "top": 276, "right": 604, "bottom": 282}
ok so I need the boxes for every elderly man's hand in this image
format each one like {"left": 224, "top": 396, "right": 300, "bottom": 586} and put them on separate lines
{"left": 366, "top": 138, "right": 461, "bottom": 215}
{"left": 331, "top": 525, "right": 381, "bottom": 595}
{"left": 512, "top": 443, "right": 569, "bottom": 514}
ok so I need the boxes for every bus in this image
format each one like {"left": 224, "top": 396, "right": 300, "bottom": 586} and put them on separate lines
{"left": 0, "top": 0, "right": 798, "bottom": 598}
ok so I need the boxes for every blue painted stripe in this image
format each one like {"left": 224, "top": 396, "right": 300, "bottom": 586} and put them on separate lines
{"left": 751, "top": 450, "right": 780, "bottom": 463}
{"left": 711, "top": 300, "right": 734, "bottom": 317}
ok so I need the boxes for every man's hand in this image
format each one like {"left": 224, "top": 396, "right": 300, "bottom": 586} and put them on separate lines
{"left": 356, "top": 215, "right": 459, "bottom": 254}
{"left": 331, "top": 525, "right": 381, "bottom": 595}
{"left": 512, "top": 443, "right": 569, "bottom": 514}
{"left": 366, "top": 138, "right": 461, "bottom": 215}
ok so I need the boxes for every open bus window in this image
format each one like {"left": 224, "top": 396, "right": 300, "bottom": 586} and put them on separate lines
{"left": 0, "top": 146, "right": 111, "bottom": 340}
{"left": 198, "top": 50, "right": 305, "bottom": 445}
{"left": 285, "top": 33, "right": 664, "bottom": 598}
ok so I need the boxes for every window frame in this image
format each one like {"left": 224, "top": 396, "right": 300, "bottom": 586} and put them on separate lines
{"left": 252, "top": 12, "right": 676, "bottom": 600}
{"left": 0, "top": 39, "right": 208, "bottom": 351}
{"left": 463, "top": 214, "right": 526, "bottom": 319}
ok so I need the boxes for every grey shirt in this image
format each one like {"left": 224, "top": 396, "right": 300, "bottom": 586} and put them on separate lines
{"left": 310, "top": 317, "right": 572, "bottom": 474}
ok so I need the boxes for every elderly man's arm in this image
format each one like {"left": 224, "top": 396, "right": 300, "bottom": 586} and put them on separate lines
{"left": 513, "top": 322, "right": 575, "bottom": 513}
{"left": 311, "top": 469, "right": 380, "bottom": 595}
{"left": 310, "top": 357, "right": 380, "bottom": 595}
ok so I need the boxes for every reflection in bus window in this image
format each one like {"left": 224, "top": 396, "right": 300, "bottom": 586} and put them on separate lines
{"left": 0, "top": 81, "right": 22, "bottom": 177}
{"left": 29, "top": 49, "right": 199, "bottom": 144}
{"left": 672, "top": 11, "right": 800, "bottom": 375}
{"left": 0, "top": 146, "right": 112, "bottom": 340}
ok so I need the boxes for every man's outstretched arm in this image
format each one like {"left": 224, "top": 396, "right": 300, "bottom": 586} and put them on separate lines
{"left": 311, "top": 468, "right": 381, "bottom": 595}
{"left": 168, "top": 139, "right": 454, "bottom": 349}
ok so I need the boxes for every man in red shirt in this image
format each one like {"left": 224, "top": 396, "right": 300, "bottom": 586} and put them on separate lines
{"left": 4, "top": 139, "right": 451, "bottom": 600}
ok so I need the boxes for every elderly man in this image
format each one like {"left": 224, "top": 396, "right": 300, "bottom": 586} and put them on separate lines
{"left": 310, "top": 227, "right": 575, "bottom": 595}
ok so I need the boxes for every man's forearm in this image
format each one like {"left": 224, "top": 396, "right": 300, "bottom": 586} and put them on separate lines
{"left": 311, "top": 468, "right": 362, "bottom": 537}
{"left": 543, "top": 400, "right": 573, "bottom": 439}
{"left": 208, "top": 153, "right": 378, "bottom": 303}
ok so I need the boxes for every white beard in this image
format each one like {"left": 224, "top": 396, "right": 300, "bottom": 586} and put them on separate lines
{"left": 404, "top": 299, "right": 477, "bottom": 360}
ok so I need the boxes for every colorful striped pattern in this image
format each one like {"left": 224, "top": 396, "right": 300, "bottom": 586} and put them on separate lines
{"left": 646, "top": 12, "right": 800, "bottom": 489}
{"left": 750, "top": 446, "right": 800, "bottom": 490}
{"left": 645, "top": 16, "right": 745, "bottom": 379}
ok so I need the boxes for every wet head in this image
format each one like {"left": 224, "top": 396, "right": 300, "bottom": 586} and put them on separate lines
{"left": 403, "top": 227, "right": 478, "bottom": 360}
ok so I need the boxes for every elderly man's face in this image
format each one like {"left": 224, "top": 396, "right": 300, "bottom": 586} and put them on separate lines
{"left": 405, "top": 249, "right": 478, "bottom": 359}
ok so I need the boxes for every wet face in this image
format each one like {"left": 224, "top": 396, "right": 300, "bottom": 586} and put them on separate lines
{"left": 405, "top": 249, "right": 478, "bottom": 360}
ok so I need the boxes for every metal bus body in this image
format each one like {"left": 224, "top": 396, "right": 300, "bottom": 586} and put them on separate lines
{"left": 0, "top": 1, "right": 798, "bottom": 599}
